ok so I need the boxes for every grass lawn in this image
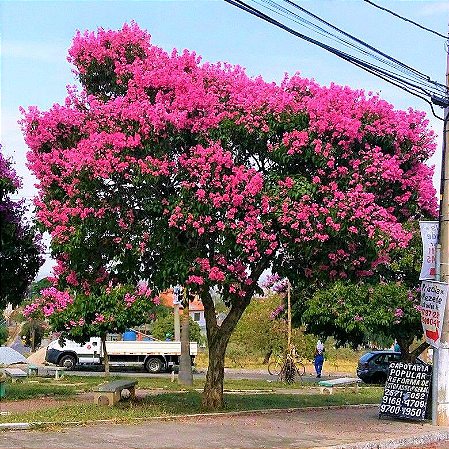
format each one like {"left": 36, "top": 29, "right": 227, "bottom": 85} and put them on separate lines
{"left": 0, "top": 376, "right": 383, "bottom": 426}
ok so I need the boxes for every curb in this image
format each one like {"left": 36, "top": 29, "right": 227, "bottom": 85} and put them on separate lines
{"left": 1, "top": 404, "right": 449, "bottom": 449}
{"left": 321, "top": 430, "right": 449, "bottom": 449}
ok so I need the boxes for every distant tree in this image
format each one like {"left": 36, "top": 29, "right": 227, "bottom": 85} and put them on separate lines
{"left": 152, "top": 309, "right": 204, "bottom": 344}
{"left": 20, "top": 319, "right": 46, "bottom": 351}
{"left": 29, "top": 278, "right": 52, "bottom": 299}
{"left": 0, "top": 147, "right": 42, "bottom": 310}
{"left": 231, "top": 295, "right": 315, "bottom": 363}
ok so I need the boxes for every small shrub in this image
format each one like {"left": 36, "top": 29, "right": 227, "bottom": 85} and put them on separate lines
{"left": 0, "top": 325, "right": 8, "bottom": 345}
{"left": 20, "top": 319, "right": 45, "bottom": 350}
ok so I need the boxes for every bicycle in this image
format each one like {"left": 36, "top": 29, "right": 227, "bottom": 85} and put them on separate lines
{"left": 267, "top": 346, "right": 306, "bottom": 380}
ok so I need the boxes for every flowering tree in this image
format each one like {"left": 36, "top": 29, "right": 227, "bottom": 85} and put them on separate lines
{"left": 301, "top": 227, "right": 428, "bottom": 361}
{"left": 21, "top": 23, "right": 436, "bottom": 408}
{"left": 24, "top": 282, "right": 160, "bottom": 374}
{"left": 0, "top": 147, "right": 42, "bottom": 309}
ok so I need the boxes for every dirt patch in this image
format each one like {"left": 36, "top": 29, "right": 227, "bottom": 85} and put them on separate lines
{"left": 0, "top": 392, "right": 92, "bottom": 414}
{"left": 0, "top": 388, "right": 159, "bottom": 414}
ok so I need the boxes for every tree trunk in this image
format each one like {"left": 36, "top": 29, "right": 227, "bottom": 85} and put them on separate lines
{"left": 202, "top": 335, "right": 228, "bottom": 409}
{"left": 30, "top": 325, "right": 35, "bottom": 352}
{"left": 397, "top": 336, "right": 414, "bottom": 362}
{"left": 174, "top": 304, "right": 181, "bottom": 341}
{"left": 409, "top": 341, "right": 430, "bottom": 362}
{"left": 263, "top": 349, "right": 273, "bottom": 365}
{"left": 178, "top": 303, "right": 193, "bottom": 386}
{"left": 201, "top": 290, "right": 251, "bottom": 409}
{"left": 101, "top": 335, "right": 110, "bottom": 377}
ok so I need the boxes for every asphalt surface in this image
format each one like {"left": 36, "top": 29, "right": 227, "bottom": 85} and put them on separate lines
{"left": 1, "top": 405, "right": 449, "bottom": 449}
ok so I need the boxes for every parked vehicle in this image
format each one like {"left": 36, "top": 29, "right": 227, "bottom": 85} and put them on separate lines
{"left": 356, "top": 350, "right": 427, "bottom": 384}
{"left": 45, "top": 337, "right": 198, "bottom": 373}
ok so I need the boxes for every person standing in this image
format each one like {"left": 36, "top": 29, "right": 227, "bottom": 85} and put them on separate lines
{"left": 314, "top": 340, "right": 325, "bottom": 378}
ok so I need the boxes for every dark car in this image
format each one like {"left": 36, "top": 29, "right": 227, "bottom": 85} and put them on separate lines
{"left": 356, "top": 350, "right": 427, "bottom": 384}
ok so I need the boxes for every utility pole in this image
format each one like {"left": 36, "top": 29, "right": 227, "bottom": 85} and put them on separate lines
{"left": 178, "top": 288, "right": 193, "bottom": 386}
{"left": 174, "top": 304, "right": 181, "bottom": 341}
{"left": 434, "top": 46, "right": 449, "bottom": 426}
{"left": 173, "top": 286, "right": 181, "bottom": 341}
{"left": 287, "top": 280, "right": 292, "bottom": 348}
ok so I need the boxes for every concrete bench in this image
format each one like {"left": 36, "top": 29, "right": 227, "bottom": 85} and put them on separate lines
{"left": 93, "top": 379, "right": 138, "bottom": 406}
{"left": 40, "top": 366, "right": 65, "bottom": 380}
{"left": 4, "top": 368, "right": 27, "bottom": 383}
{"left": 27, "top": 364, "right": 39, "bottom": 376}
{"left": 318, "top": 377, "right": 362, "bottom": 395}
{"left": 48, "top": 367, "right": 65, "bottom": 380}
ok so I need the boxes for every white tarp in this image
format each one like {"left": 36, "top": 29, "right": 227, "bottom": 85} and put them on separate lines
{"left": 0, "top": 346, "right": 28, "bottom": 366}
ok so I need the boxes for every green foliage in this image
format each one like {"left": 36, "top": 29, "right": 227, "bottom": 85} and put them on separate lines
{"left": 303, "top": 281, "right": 422, "bottom": 351}
{"left": 231, "top": 295, "right": 316, "bottom": 362}
{"left": 151, "top": 310, "right": 204, "bottom": 345}
{"left": 43, "top": 285, "right": 161, "bottom": 345}
{"left": 20, "top": 319, "right": 46, "bottom": 349}
{"left": 29, "top": 278, "right": 52, "bottom": 299}
{"left": 0, "top": 325, "right": 8, "bottom": 345}
{"left": 9, "top": 308, "right": 25, "bottom": 323}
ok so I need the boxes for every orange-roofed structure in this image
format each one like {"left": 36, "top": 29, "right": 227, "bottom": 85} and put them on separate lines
{"left": 160, "top": 289, "right": 206, "bottom": 334}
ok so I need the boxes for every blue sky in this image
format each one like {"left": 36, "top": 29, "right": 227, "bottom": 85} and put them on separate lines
{"left": 1, "top": 0, "right": 448, "bottom": 277}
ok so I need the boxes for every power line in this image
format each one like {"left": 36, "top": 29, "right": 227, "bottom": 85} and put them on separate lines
{"left": 362, "top": 0, "right": 448, "bottom": 40}
{"left": 225, "top": 0, "right": 448, "bottom": 119}
{"left": 256, "top": 0, "right": 446, "bottom": 97}
{"left": 277, "top": 0, "right": 436, "bottom": 84}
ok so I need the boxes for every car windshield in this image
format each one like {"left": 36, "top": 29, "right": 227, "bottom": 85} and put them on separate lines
{"left": 359, "top": 352, "right": 374, "bottom": 363}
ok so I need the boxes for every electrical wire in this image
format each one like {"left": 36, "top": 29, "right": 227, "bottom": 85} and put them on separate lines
{"left": 363, "top": 0, "right": 448, "bottom": 40}
{"left": 278, "top": 0, "right": 435, "bottom": 82}
{"left": 225, "top": 0, "right": 448, "bottom": 119}
{"left": 255, "top": 0, "right": 447, "bottom": 97}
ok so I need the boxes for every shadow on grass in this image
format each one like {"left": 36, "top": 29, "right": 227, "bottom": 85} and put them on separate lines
{"left": 0, "top": 388, "right": 383, "bottom": 425}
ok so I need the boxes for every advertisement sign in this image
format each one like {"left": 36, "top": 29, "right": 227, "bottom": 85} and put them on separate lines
{"left": 420, "top": 280, "right": 448, "bottom": 348}
{"left": 419, "top": 221, "right": 438, "bottom": 280}
{"left": 379, "top": 362, "right": 432, "bottom": 421}
{"left": 173, "top": 285, "right": 182, "bottom": 305}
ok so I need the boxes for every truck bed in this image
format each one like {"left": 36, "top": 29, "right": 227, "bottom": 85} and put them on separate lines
{"left": 105, "top": 341, "right": 198, "bottom": 356}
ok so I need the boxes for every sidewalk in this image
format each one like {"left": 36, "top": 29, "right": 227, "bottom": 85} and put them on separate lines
{"left": 1, "top": 405, "right": 449, "bottom": 449}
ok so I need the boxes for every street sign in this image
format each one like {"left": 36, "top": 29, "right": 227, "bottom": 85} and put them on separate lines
{"left": 419, "top": 221, "right": 438, "bottom": 280}
{"left": 420, "top": 280, "right": 448, "bottom": 348}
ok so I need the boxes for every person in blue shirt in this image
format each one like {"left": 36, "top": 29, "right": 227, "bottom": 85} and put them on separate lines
{"left": 314, "top": 340, "right": 325, "bottom": 378}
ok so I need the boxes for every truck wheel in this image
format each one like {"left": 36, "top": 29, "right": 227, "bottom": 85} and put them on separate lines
{"left": 145, "top": 357, "right": 164, "bottom": 373}
{"left": 59, "top": 354, "right": 77, "bottom": 370}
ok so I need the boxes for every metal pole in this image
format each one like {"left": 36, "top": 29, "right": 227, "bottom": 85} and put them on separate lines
{"left": 174, "top": 304, "right": 181, "bottom": 341}
{"left": 287, "top": 280, "right": 291, "bottom": 348}
{"left": 434, "top": 47, "right": 449, "bottom": 426}
{"left": 433, "top": 244, "right": 441, "bottom": 423}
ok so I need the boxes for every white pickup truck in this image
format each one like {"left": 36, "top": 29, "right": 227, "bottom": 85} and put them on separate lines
{"left": 45, "top": 337, "right": 198, "bottom": 373}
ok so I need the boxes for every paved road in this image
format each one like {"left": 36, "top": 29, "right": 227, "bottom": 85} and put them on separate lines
{"left": 1, "top": 405, "right": 448, "bottom": 449}
{"left": 63, "top": 367, "right": 328, "bottom": 384}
